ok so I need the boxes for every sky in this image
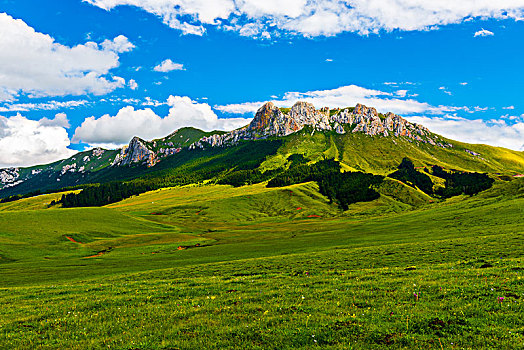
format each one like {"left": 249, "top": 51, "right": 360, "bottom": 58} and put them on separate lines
{"left": 1, "top": 0, "right": 524, "bottom": 167}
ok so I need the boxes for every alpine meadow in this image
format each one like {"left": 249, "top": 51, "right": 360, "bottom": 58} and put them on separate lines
{"left": 0, "top": 1, "right": 523, "bottom": 349}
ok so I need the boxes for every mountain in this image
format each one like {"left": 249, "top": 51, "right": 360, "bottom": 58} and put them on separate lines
{"left": 1, "top": 101, "right": 524, "bottom": 199}
{"left": 191, "top": 102, "right": 443, "bottom": 148}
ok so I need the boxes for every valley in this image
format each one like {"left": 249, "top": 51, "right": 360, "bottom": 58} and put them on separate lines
{"left": 0, "top": 102, "right": 523, "bottom": 349}
{"left": 0, "top": 177, "right": 522, "bottom": 348}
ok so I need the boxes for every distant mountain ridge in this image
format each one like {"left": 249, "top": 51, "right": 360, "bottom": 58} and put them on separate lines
{"left": 1, "top": 101, "right": 524, "bottom": 197}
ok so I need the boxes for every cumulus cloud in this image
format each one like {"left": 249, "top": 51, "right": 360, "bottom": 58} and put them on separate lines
{"left": 39, "top": 113, "right": 71, "bottom": 128}
{"left": 154, "top": 59, "right": 185, "bottom": 72}
{"left": 0, "top": 114, "right": 76, "bottom": 167}
{"left": 0, "top": 13, "right": 133, "bottom": 101}
{"left": 406, "top": 115, "right": 524, "bottom": 151}
{"left": 128, "top": 79, "right": 138, "bottom": 90}
{"left": 216, "top": 84, "right": 440, "bottom": 115}
{"left": 100, "top": 34, "right": 135, "bottom": 52}
{"left": 72, "top": 96, "right": 251, "bottom": 147}
{"left": 84, "top": 0, "right": 524, "bottom": 37}
{"left": 474, "top": 28, "right": 495, "bottom": 37}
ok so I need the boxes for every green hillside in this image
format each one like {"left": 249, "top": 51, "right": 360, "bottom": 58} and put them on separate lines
{"left": 0, "top": 177, "right": 522, "bottom": 348}
{"left": 151, "top": 127, "right": 226, "bottom": 151}
{"left": 264, "top": 129, "right": 524, "bottom": 175}
{"left": 1, "top": 126, "right": 524, "bottom": 201}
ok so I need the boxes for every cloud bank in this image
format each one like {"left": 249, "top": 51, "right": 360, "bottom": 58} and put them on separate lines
{"left": 85, "top": 0, "right": 524, "bottom": 37}
{"left": 0, "top": 13, "right": 133, "bottom": 101}
{"left": 406, "top": 115, "right": 524, "bottom": 151}
{"left": 216, "top": 84, "right": 461, "bottom": 115}
{"left": 0, "top": 113, "right": 76, "bottom": 167}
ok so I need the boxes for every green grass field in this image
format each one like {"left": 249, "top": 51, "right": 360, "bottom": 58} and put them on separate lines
{"left": 0, "top": 179, "right": 523, "bottom": 349}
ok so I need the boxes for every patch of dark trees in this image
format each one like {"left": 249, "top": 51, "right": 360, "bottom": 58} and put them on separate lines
{"left": 432, "top": 165, "right": 494, "bottom": 197}
{"left": 388, "top": 158, "right": 434, "bottom": 195}
{"left": 0, "top": 190, "right": 43, "bottom": 204}
{"left": 217, "top": 153, "right": 309, "bottom": 187}
{"left": 266, "top": 158, "right": 384, "bottom": 210}
{"left": 59, "top": 181, "right": 156, "bottom": 207}
{"left": 387, "top": 158, "right": 494, "bottom": 198}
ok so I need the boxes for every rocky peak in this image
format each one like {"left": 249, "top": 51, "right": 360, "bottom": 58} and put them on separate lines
{"left": 112, "top": 137, "right": 157, "bottom": 167}
{"left": 248, "top": 102, "right": 280, "bottom": 131}
{"left": 247, "top": 102, "right": 300, "bottom": 137}
{"left": 290, "top": 102, "right": 318, "bottom": 124}
{"left": 353, "top": 103, "right": 378, "bottom": 117}
{"left": 288, "top": 101, "right": 332, "bottom": 131}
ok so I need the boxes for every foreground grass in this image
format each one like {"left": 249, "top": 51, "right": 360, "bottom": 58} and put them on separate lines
{"left": 0, "top": 179, "right": 522, "bottom": 348}
{"left": 1, "top": 255, "right": 522, "bottom": 349}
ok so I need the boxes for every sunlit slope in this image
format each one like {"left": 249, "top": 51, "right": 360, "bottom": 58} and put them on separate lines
{"left": 0, "top": 192, "right": 69, "bottom": 211}
{"left": 108, "top": 182, "right": 340, "bottom": 222}
{"left": 1, "top": 178, "right": 521, "bottom": 288}
{"left": 262, "top": 130, "right": 524, "bottom": 174}
{"left": 0, "top": 206, "right": 206, "bottom": 264}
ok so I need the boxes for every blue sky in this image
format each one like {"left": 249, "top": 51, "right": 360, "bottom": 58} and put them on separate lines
{"left": 0, "top": 0, "right": 523, "bottom": 167}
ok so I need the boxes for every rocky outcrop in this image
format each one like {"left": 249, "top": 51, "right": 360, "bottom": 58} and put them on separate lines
{"left": 61, "top": 163, "right": 77, "bottom": 174}
{"left": 249, "top": 102, "right": 301, "bottom": 136}
{"left": 191, "top": 101, "right": 445, "bottom": 149}
{"left": 112, "top": 137, "right": 157, "bottom": 167}
{"left": 92, "top": 148, "right": 105, "bottom": 157}
{"left": 0, "top": 168, "right": 21, "bottom": 188}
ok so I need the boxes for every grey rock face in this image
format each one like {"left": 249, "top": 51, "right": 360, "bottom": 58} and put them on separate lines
{"left": 249, "top": 102, "right": 301, "bottom": 136}
{"left": 0, "top": 167, "right": 20, "bottom": 188}
{"left": 113, "top": 137, "right": 157, "bottom": 167}
{"left": 191, "top": 101, "right": 444, "bottom": 149}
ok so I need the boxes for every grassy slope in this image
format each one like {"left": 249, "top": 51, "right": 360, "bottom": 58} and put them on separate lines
{"left": 261, "top": 130, "right": 524, "bottom": 175}
{"left": 2, "top": 128, "right": 523, "bottom": 202}
{"left": 0, "top": 179, "right": 522, "bottom": 348}
{"left": 151, "top": 127, "right": 226, "bottom": 152}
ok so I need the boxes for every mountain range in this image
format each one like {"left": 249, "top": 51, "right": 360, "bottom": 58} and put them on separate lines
{"left": 1, "top": 101, "right": 523, "bottom": 199}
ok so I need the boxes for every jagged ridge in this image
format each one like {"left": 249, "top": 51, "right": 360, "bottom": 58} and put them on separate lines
{"left": 190, "top": 101, "right": 451, "bottom": 149}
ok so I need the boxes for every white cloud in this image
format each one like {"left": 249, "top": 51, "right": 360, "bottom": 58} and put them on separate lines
{"left": 325, "top": 58, "right": 333, "bottom": 62}
{"left": 216, "top": 101, "right": 264, "bottom": 115}
{"left": 406, "top": 115, "right": 524, "bottom": 151}
{"left": 217, "top": 84, "right": 437, "bottom": 115}
{"left": 0, "top": 114, "right": 76, "bottom": 167}
{"left": 100, "top": 34, "right": 135, "bottom": 53}
{"left": 142, "top": 97, "right": 165, "bottom": 107}
{"left": 84, "top": 0, "right": 524, "bottom": 37}
{"left": 460, "top": 82, "right": 468, "bottom": 86}
{"left": 73, "top": 95, "right": 251, "bottom": 147}
{"left": 474, "top": 28, "right": 495, "bottom": 37}
{"left": 128, "top": 79, "right": 138, "bottom": 90}
{"left": 0, "top": 13, "right": 132, "bottom": 101}
{"left": 39, "top": 113, "right": 70, "bottom": 128}
{"left": 396, "top": 90, "right": 408, "bottom": 98}
{"left": 0, "top": 99, "right": 89, "bottom": 112}
{"left": 154, "top": 59, "right": 185, "bottom": 72}
{"left": 439, "top": 86, "right": 452, "bottom": 95}
{"left": 503, "top": 106, "right": 515, "bottom": 110}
